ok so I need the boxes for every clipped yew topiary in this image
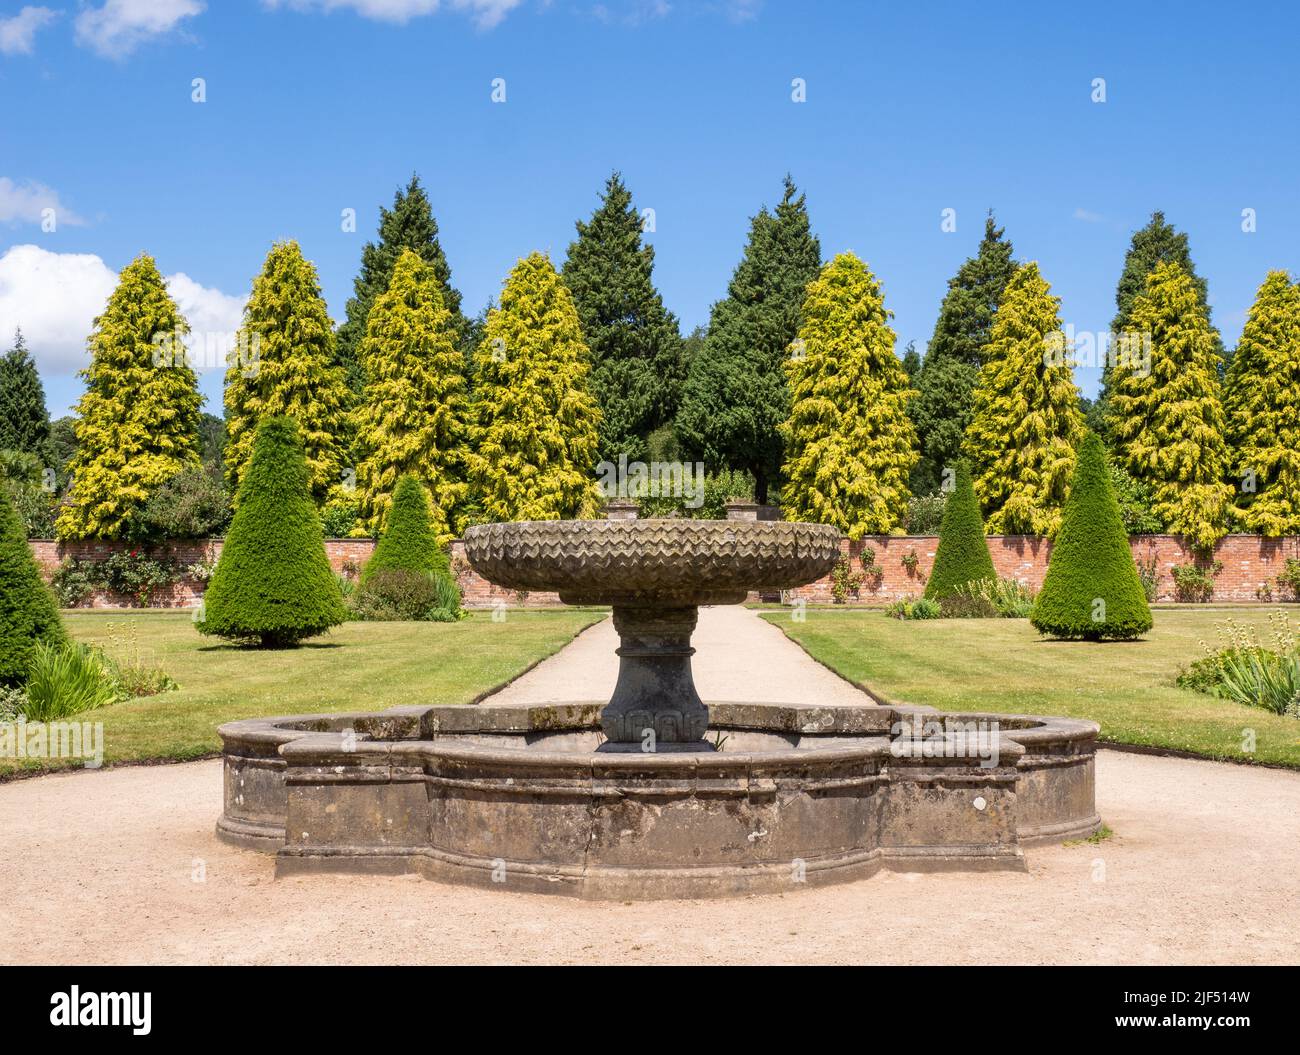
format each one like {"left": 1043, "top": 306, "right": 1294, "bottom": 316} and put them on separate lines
{"left": 1031, "top": 432, "right": 1152, "bottom": 641}
{"left": 924, "top": 461, "right": 996, "bottom": 608}
{"left": 362, "top": 474, "right": 448, "bottom": 583}
{"left": 198, "top": 417, "right": 345, "bottom": 647}
{"left": 0, "top": 488, "right": 65, "bottom": 686}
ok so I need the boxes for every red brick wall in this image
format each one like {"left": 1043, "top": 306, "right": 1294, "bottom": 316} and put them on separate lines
{"left": 28, "top": 534, "right": 1300, "bottom": 609}
{"left": 778, "top": 534, "right": 1300, "bottom": 605}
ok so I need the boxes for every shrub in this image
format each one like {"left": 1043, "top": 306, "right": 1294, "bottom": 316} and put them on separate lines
{"left": 829, "top": 555, "right": 862, "bottom": 604}
{"left": 1031, "top": 432, "right": 1153, "bottom": 641}
{"left": 197, "top": 417, "right": 346, "bottom": 648}
{"left": 50, "top": 552, "right": 181, "bottom": 607}
{"left": 22, "top": 641, "right": 119, "bottom": 721}
{"left": 637, "top": 468, "right": 756, "bottom": 520}
{"left": 1274, "top": 558, "right": 1300, "bottom": 601}
{"left": 939, "top": 593, "right": 998, "bottom": 618}
{"left": 100, "top": 620, "right": 177, "bottom": 698}
{"left": 955, "top": 576, "right": 1036, "bottom": 618}
{"left": 320, "top": 487, "right": 362, "bottom": 538}
{"left": 351, "top": 568, "right": 462, "bottom": 622}
{"left": 0, "top": 488, "right": 65, "bottom": 686}
{"left": 1135, "top": 556, "right": 1160, "bottom": 603}
{"left": 1108, "top": 463, "right": 1163, "bottom": 534}
{"left": 0, "top": 686, "right": 27, "bottom": 720}
{"left": 363, "top": 475, "right": 449, "bottom": 582}
{"left": 0, "top": 449, "right": 57, "bottom": 537}
{"left": 885, "top": 596, "right": 941, "bottom": 620}
{"left": 1171, "top": 560, "right": 1221, "bottom": 603}
{"left": 905, "top": 492, "right": 946, "bottom": 535}
{"left": 924, "top": 462, "right": 996, "bottom": 605}
{"left": 139, "top": 465, "right": 232, "bottom": 539}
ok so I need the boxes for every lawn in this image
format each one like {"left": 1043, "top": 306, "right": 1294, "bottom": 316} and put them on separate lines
{"left": 1, "top": 608, "right": 605, "bottom": 778}
{"left": 761, "top": 606, "right": 1300, "bottom": 768}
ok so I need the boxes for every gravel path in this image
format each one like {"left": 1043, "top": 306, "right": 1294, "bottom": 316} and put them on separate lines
{"left": 3, "top": 750, "right": 1297, "bottom": 965}
{"left": 482, "top": 605, "right": 874, "bottom": 707}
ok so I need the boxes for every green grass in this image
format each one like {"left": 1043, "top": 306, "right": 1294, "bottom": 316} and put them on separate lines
{"left": 1, "top": 609, "right": 604, "bottom": 778}
{"left": 762, "top": 607, "right": 1300, "bottom": 768}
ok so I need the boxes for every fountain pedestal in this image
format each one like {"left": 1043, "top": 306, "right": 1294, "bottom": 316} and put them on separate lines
{"left": 601, "top": 605, "right": 712, "bottom": 749}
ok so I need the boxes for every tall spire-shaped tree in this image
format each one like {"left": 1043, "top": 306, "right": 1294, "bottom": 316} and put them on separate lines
{"left": 909, "top": 213, "right": 1018, "bottom": 494}
{"left": 562, "top": 172, "right": 684, "bottom": 462}
{"left": 337, "top": 175, "right": 465, "bottom": 396}
{"left": 675, "top": 176, "right": 821, "bottom": 502}
{"left": 467, "top": 253, "right": 603, "bottom": 522}
{"left": 1109, "top": 261, "right": 1232, "bottom": 552}
{"left": 352, "top": 249, "right": 468, "bottom": 542}
{"left": 964, "top": 263, "right": 1084, "bottom": 536}
{"left": 1096, "top": 211, "right": 1223, "bottom": 438}
{"left": 58, "top": 254, "right": 203, "bottom": 540}
{"left": 1224, "top": 271, "right": 1300, "bottom": 535}
{"left": 0, "top": 329, "right": 51, "bottom": 458}
{"left": 780, "top": 253, "right": 917, "bottom": 537}
{"left": 224, "top": 241, "right": 351, "bottom": 506}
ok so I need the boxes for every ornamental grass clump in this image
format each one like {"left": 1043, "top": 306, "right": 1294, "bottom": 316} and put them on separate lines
{"left": 197, "top": 416, "right": 346, "bottom": 647}
{"left": 1031, "top": 432, "right": 1152, "bottom": 641}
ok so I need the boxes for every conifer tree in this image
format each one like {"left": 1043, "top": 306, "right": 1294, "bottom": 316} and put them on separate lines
{"left": 1108, "top": 261, "right": 1232, "bottom": 552}
{"left": 362, "top": 474, "right": 449, "bottom": 581}
{"left": 0, "top": 488, "right": 64, "bottom": 687}
{"left": 675, "top": 177, "right": 821, "bottom": 502}
{"left": 1031, "top": 432, "right": 1152, "bottom": 641}
{"left": 58, "top": 254, "right": 203, "bottom": 540}
{"left": 964, "top": 263, "right": 1084, "bottom": 536}
{"left": 223, "top": 241, "right": 351, "bottom": 506}
{"left": 779, "top": 253, "right": 917, "bottom": 537}
{"left": 198, "top": 417, "right": 345, "bottom": 648}
{"left": 1223, "top": 271, "right": 1300, "bottom": 535}
{"left": 337, "top": 175, "right": 464, "bottom": 396}
{"left": 924, "top": 461, "right": 996, "bottom": 604}
{"left": 1097, "top": 211, "right": 1222, "bottom": 436}
{"left": 562, "top": 172, "right": 684, "bottom": 462}
{"left": 0, "top": 330, "right": 51, "bottom": 458}
{"left": 466, "top": 253, "right": 603, "bottom": 521}
{"left": 352, "top": 249, "right": 468, "bottom": 542}
{"left": 910, "top": 213, "right": 1017, "bottom": 492}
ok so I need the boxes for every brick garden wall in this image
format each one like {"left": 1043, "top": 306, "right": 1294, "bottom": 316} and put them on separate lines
{"left": 28, "top": 532, "right": 1300, "bottom": 609}
{"left": 779, "top": 534, "right": 1300, "bottom": 605}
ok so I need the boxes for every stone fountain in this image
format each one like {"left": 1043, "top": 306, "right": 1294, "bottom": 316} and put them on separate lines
{"left": 217, "top": 518, "right": 1101, "bottom": 899}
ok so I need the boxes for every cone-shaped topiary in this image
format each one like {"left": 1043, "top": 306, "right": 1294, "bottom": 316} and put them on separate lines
{"left": 924, "top": 461, "right": 996, "bottom": 604}
{"left": 198, "top": 416, "right": 345, "bottom": 647}
{"left": 362, "top": 474, "right": 448, "bottom": 583}
{"left": 0, "top": 488, "right": 65, "bottom": 686}
{"left": 1031, "top": 432, "right": 1152, "bottom": 641}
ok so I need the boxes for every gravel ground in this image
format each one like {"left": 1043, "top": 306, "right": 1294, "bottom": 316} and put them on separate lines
{"left": 3, "top": 749, "right": 1297, "bottom": 965}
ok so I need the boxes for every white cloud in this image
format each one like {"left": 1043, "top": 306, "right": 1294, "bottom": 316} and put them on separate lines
{"left": 74, "top": 0, "right": 205, "bottom": 59}
{"left": 264, "top": 0, "right": 523, "bottom": 29}
{"left": 1072, "top": 207, "right": 1105, "bottom": 224}
{"left": 0, "top": 177, "right": 87, "bottom": 228}
{"left": 0, "top": 6, "right": 58, "bottom": 55}
{"left": 0, "top": 244, "right": 244, "bottom": 376}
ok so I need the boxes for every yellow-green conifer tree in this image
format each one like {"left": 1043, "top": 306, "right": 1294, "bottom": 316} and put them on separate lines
{"left": 224, "top": 241, "right": 351, "bottom": 505}
{"left": 964, "top": 262, "right": 1083, "bottom": 536}
{"left": 779, "top": 252, "right": 917, "bottom": 537}
{"left": 1108, "top": 261, "right": 1232, "bottom": 551}
{"left": 58, "top": 254, "right": 202, "bottom": 540}
{"left": 466, "top": 253, "right": 602, "bottom": 521}
{"left": 1224, "top": 271, "right": 1300, "bottom": 535}
{"left": 352, "top": 249, "right": 468, "bottom": 542}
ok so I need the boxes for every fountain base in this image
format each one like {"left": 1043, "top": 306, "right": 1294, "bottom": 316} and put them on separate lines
{"left": 218, "top": 700, "right": 1101, "bottom": 900}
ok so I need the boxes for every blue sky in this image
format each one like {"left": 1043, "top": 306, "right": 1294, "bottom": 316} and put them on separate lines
{"left": 2, "top": 0, "right": 1298, "bottom": 418}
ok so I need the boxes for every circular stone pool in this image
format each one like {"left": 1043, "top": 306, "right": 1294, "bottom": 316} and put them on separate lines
{"left": 217, "top": 700, "right": 1100, "bottom": 900}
